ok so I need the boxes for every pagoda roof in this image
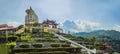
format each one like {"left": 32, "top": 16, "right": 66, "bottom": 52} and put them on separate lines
{"left": 42, "top": 19, "right": 58, "bottom": 25}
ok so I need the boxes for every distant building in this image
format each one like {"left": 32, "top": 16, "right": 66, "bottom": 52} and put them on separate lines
{"left": 0, "top": 24, "right": 14, "bottom": 37}
{"left": 25, "top": 7, "right": 39, "bottom": 27}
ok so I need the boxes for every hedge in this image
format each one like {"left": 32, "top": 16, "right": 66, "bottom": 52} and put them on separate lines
{"left": 0, "top": 37, "right": 6, "bottom": 43}
{"left": 32, "top": 44, "right": 43, "bottom": 48}
{"left": 51, "top": 44, "right": 60, "bottom": 47}
{"left": 66, "top": 42, "right": 71, "bottom": 44}
{"left": 61, "top": 44, "right": 71, "bottom": 47}
{"left": 19, "top": 44, "right": 29, "bottom": 48}
{"left": 8, "top": 36, "right": 18, "bottom": 42}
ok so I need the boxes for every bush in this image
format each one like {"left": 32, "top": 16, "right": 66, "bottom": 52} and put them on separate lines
{"left": 51, "top": 44, "right": 60, "bottom": 47}
{"left": 45, "top": 37, "right": 51, "bottom": 40}
{"left": 89, "top": 46, "right": 94, "bottom": 49}
{"left": 17, "top": 25, "right": 24, "bottom": 29}
{"left": 9, "top": 45, "right": 15, "bottom": 49}
{"left": 0, "top": 37, "right": 6, "bottom": 43}
{"left": 19, "top": 44, "right": 29, "bottom": 48}
{"left": 32, "top": 44, "right": 43, "bottom": 48}
{"left": 6, "top": 42, "right": 16, "bottom": 49}
{"left": 61, "top": 44, "right": 70, "bottom": 47}
{"left": 66, "top": 42, "right": 71, "bottom": 44}
{"left": 8, "top": 36, "right": 18, "bottom": 42}
{"left": 60, "top": 40, "right": 66, "bottom": 43}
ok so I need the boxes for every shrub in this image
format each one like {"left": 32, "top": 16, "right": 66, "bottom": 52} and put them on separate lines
{"left": 84, "top": 42, "right": 89, "bottom": 44}
{"left": 0, "top": 37, "right": 6, "bottom": 43}
{"left": 66, "top": 42, "right": 71, "bottom": 44}
{"left": 19, "top": 44, "right": 29, "bottom": 48}
{"left": 32, "top": 44, "right": 43, "bottom": 48}
{"left": 61, "top": 44, "right": 71, "bottom": 47}
{"left": 45, "top": 37, "right": 51, "bottom": 40}
{"left": 6, "top": 42, "right": 16, "bottom": 49}
{"left": 51, "top": 44, "right": 60, "bottom": 47}
{"left": 20, "top": 36, "right": 30, "bottom": 40}
{"left": 89, "top": 46, "right": 94, "bottom": 49}
{"left": 8, "top": 36, "right": 18, "bottom": 42}
{"left": 60, "top": 40, "right": 66, "bottom": 43}
{"left": 9, "top": 45, "right": 15, "bottom": 49}
{"left": 17, "top": 25, "right": 24, "bottom": 29}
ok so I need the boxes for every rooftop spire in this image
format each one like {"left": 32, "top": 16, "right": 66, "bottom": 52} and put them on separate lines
{"left": 29, "top": 6, "right": 33, "bottom": 11}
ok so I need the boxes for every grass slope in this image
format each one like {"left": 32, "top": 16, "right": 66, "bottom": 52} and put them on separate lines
{"left": 0, "top": 43, "right": 8, "bottom": 54}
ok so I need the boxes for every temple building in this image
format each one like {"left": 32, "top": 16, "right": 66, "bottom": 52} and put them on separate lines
{"left": 0, "top": 24, "right": 14, "bottom": 37}
{"left": 25, "top": 7, "right": 39, "bottom": 27}
{"left": 42, "top": 19, "right": 59, "bottom": 33}
{"left": 0, "top": 24, "right": 14, "bottom": 31}
{"left": 42, "top": 19, "right": 58, "bottom": 28}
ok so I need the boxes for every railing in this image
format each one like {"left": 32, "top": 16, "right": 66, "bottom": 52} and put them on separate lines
{"left": 55, "top": 34, "right": 96, "bottom": 54}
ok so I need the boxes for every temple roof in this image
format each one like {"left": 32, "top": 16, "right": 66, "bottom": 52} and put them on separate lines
{"left": 0, "top": 24, "right": 14, "bottom": 30}
{"left": 42, "top": 19, "right": 58, "bottom": 25}
{"left": 0, "top": 24, "right": 8, "bottom": 28}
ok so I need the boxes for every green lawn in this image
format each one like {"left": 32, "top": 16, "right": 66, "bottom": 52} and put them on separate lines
{"left": 0, "top": 43, "right": 8, "bottom": 54}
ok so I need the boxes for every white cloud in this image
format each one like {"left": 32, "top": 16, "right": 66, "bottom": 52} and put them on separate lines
{"left": 62, "top": 20, "right": 101, "bottom": 32}
{"left": 7, "top": 21, "right": 22, "bottom": 28}
{"left": 113, "top": 24, "right": 120, "bottom": 32}
{"left": 75, "top": 20, "right": 100, "bottom": 32}
{"left": 69, "top": 29, "right": 79, "bottom": 33}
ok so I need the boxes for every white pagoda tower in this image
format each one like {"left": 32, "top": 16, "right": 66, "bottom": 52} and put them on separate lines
{"left": 25, "top": 7, "right": 39, "bottom": 26}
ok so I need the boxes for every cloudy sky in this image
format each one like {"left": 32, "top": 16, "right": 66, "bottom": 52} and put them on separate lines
{"left": 0, "top": 0, "right": 120, "bottom": 32}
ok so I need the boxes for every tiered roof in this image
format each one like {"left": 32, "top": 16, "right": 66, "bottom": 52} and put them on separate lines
{"left": 42, "top": 19, "right": 58, "bottom": 25}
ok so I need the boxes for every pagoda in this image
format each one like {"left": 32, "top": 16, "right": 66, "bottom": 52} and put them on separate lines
{"left": 25, "top": 7, "right": 39, "bottom": 27}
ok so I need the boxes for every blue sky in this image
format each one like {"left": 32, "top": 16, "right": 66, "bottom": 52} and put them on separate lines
{"left": 0, "top": 0, "right": 120, "bottom": 32}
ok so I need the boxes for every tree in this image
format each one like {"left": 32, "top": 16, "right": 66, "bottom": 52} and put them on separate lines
{"left": 33, "top": 22, "right": 39, "bottom": 26}
{"left": 17, "top": 25, "right": 24, "bottom": 29}
{"left": 112, "top": 52, "right": 119, "bottom": 54}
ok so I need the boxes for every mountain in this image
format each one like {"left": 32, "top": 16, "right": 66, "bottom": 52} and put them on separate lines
{"left": 73, "top": 30, "right": 120, "bottom": 40}
{"left": 62, "top": 20, "right": 77, "bottom": 33}
{"left": 73, "top": 30, "right": 120, "bottom": 52}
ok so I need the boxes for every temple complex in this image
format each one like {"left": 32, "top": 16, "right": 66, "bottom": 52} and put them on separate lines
{"left": 24, "top": 7, "right": 59, "bottom": 33}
